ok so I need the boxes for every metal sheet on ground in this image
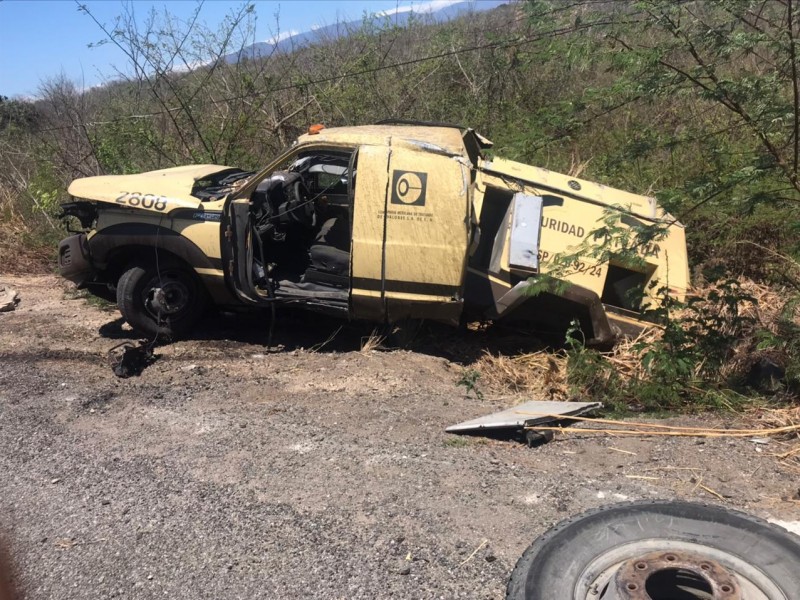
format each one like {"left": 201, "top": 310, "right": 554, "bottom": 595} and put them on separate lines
{"left": 445, "top": 400, "right": 601, "bottom": 433}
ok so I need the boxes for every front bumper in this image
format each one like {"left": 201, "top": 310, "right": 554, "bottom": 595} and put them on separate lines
{"left": 58, "top": 234, "right": 94, "bottom": 285}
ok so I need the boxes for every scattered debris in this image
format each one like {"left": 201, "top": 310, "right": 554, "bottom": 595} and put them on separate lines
{"left": 445, "top": 400, "right": 602, "bottom": 445}
{"left": 751, "top": 406, "right": 800, "bottom": 469}
{"left": 54, "top": 537, "right": 107, "bottom": 550}
{"left": 697, "top": 483, "right": 726, "bottom": 501}
{"left": 0, "top": 286, "right": 19, "bottom": 312}
{"left": 523, "top": 430, "right": 554, "bottom": 448}
{"left": 457, "top": 539, "right": 488, "bottom": 568}
{"left": 608, "top": 447, "right": 637, "bottom": 455}
{"left": 108, "top": 341, "right": 157, "bottom": 378}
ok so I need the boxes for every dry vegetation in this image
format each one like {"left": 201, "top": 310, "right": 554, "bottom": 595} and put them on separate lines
{"left": 0, "top": 184, "right": 58, "bottom": 274}
{"left": 473, "top": 274, "right": 800, "bottom": 410}
{"left": 1, "top": 0, "right": 799, "bottom": 410}
{"left": 754, "top": 406, "right": 800, "bottom": 473}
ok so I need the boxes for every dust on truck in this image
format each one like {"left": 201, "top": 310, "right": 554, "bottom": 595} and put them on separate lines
{"left": 58, "top": 122, "right": 689, "bottom": 343}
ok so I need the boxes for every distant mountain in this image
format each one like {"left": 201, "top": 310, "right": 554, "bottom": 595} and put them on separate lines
{"left": 225, "top": 1, "right": 509, "bottom": 64}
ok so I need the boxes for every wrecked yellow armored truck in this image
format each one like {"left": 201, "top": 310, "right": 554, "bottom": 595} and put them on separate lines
{"left": 58, "top": 122, "right": 689, "bottom": 343}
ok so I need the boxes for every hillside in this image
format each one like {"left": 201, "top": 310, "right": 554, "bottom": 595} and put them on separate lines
{"left": 225, "top": 0, "right": 507, "bottom": 63}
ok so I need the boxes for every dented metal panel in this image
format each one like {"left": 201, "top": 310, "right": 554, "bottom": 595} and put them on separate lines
{"left": 481, "top": 157, "right": 659, "bottom": 219}
{"left": 477, "top": 164, "right": 690, "bottom": 309}
{"left": 67, "top": 164, "right": 233, "bottom": 213}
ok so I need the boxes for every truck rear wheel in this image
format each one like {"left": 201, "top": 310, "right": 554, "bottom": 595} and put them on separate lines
{"left": 116, "top": 261, "right": 207, "bottom": 339}
{"left": 506, "top": 501, "right": 800, "bottom": 600}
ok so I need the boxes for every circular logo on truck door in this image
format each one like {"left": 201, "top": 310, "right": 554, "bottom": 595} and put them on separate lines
{"left": 391, "top": 170, "right": 427, "bottom": 206}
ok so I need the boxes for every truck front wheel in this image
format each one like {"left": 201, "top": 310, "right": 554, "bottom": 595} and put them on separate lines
{"left": 116, "top": 261, "right": 207, "bottom": 339}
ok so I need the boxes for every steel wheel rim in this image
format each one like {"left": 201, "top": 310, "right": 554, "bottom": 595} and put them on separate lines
{"left": 576, "top": 539, "right": 784, "bottom": 600}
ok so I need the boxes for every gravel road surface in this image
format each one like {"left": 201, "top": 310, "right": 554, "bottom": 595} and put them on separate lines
{"left": 1, "top": 275, "right": 798, "bottom": 599}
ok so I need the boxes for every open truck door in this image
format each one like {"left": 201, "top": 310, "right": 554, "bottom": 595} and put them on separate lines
{"left": 223, "top": 195, "right": 262, "bottom": 305}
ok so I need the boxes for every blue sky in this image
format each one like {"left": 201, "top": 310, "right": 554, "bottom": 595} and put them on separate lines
{"left": 0, "top": 0, "right": 481, "bottom": 98}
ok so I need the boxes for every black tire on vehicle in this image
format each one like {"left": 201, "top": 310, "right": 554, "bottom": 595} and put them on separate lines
{"left": 116, "top": 261, "right": 207, "bottom": 339}
{"left": 506, "top": 500, "right": 800, "bottom": 600}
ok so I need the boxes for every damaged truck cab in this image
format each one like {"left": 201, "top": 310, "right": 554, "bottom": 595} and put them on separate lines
{"left": 58, "top": 122, "right": 689, "bottom": 343}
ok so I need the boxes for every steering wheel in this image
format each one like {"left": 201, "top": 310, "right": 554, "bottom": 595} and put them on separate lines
{"left": 290, "top": 177, "right": 315, "bottom": 225}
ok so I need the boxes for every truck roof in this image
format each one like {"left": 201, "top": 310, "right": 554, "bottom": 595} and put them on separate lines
{"left": 296, "top": 123, "right": 676, "bottom": 223}
{"left": 295, "top": 124, "right": 470, "bottom": 157}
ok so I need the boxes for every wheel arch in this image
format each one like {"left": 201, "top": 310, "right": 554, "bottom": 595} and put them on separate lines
{"left": 104, "top": 245, "right": 203, "bottom": 285}
{"left": 90, "top": 223, "right": 221, "bottom": 274}
{"left": 87, "top": 223, "right": 234, "bottom": 304}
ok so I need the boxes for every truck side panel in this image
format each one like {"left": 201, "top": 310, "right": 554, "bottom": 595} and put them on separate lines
{"left": 381, "top": 148, "right": 470, "bottom": 324}
{"left": 350, "top": 145, "right": 392, "bottom": 321}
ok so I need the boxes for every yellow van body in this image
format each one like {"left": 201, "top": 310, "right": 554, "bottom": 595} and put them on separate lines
{"left": 58, "top": 123, "right": 688, "bottom": 343}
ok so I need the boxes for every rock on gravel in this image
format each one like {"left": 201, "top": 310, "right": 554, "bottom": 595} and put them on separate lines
{"left": 0, "top": 285, "right": 19, "bottom": 312}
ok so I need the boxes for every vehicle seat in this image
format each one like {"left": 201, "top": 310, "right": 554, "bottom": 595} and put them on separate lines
{"left": 304, "top": 217, "right": 350, "bottom": 286}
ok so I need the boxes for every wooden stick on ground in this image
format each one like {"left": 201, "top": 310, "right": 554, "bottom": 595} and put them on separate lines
{"left": 526, "top": 426, "right": 800, "bottom": 438}
{"left": 516, "top": 412, "right": 800, "bottom": 435}
{"left": 458, "top": 539, "right": 488, "bottom": 568}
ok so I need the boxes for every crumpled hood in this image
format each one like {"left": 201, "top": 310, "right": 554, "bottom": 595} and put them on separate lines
{"left": 67, "top": 164, "right": 235, "bottom": 211}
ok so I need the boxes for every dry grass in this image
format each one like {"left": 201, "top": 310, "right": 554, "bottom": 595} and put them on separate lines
{"left": 602, "top": 326, "right": 662, "bottom": 381}
{"left": 0, "top": 184, "right": 58, "bottom": 274}
{"left": 716, "top": 279, "right": 799, "bottom": 382}
{"left": 360, "top": 329, "right": 386, "bottom": 353}
{"left": 472, "top": 276, "right": 799, "bottom": 403}
{"left": 473, "top": 350, "right": 568, "bottom": 398}
{"left": 472, "top": 324, "right": 663, "bottom": 399}
{"left": 750, "top": 406, "right": 800, "bottom": 469}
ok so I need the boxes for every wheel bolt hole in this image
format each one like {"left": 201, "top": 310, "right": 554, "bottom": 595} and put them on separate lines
{"left": 665, "top": 554, "right": 677, "bottom": 562}
{"left": 700, "top": 563, "right": 711, "bottom": 570}
{"left": 626, "top": 583, "right": 638, "bottom": 591}
{"left": 721, "top": 585, "right": 732, "bottom": 593}
{"left": 635, "top": 562, "right": 647, "bottom": 570}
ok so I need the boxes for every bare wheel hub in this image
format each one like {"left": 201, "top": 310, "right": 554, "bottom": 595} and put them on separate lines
{"left": 604, "top": 551, "right": 741, "bottom": 600}
{"left": 147, "top": 280, "right": 189, "bottom": 316}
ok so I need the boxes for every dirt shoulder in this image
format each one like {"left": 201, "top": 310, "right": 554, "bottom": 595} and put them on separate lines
{"left": 1, "top": 274, "right": 799, "bottom": 599}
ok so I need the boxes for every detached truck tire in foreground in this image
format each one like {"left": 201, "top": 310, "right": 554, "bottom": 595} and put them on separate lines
{"left": 57, "top": 122, "right": 689, "bottom": 342}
